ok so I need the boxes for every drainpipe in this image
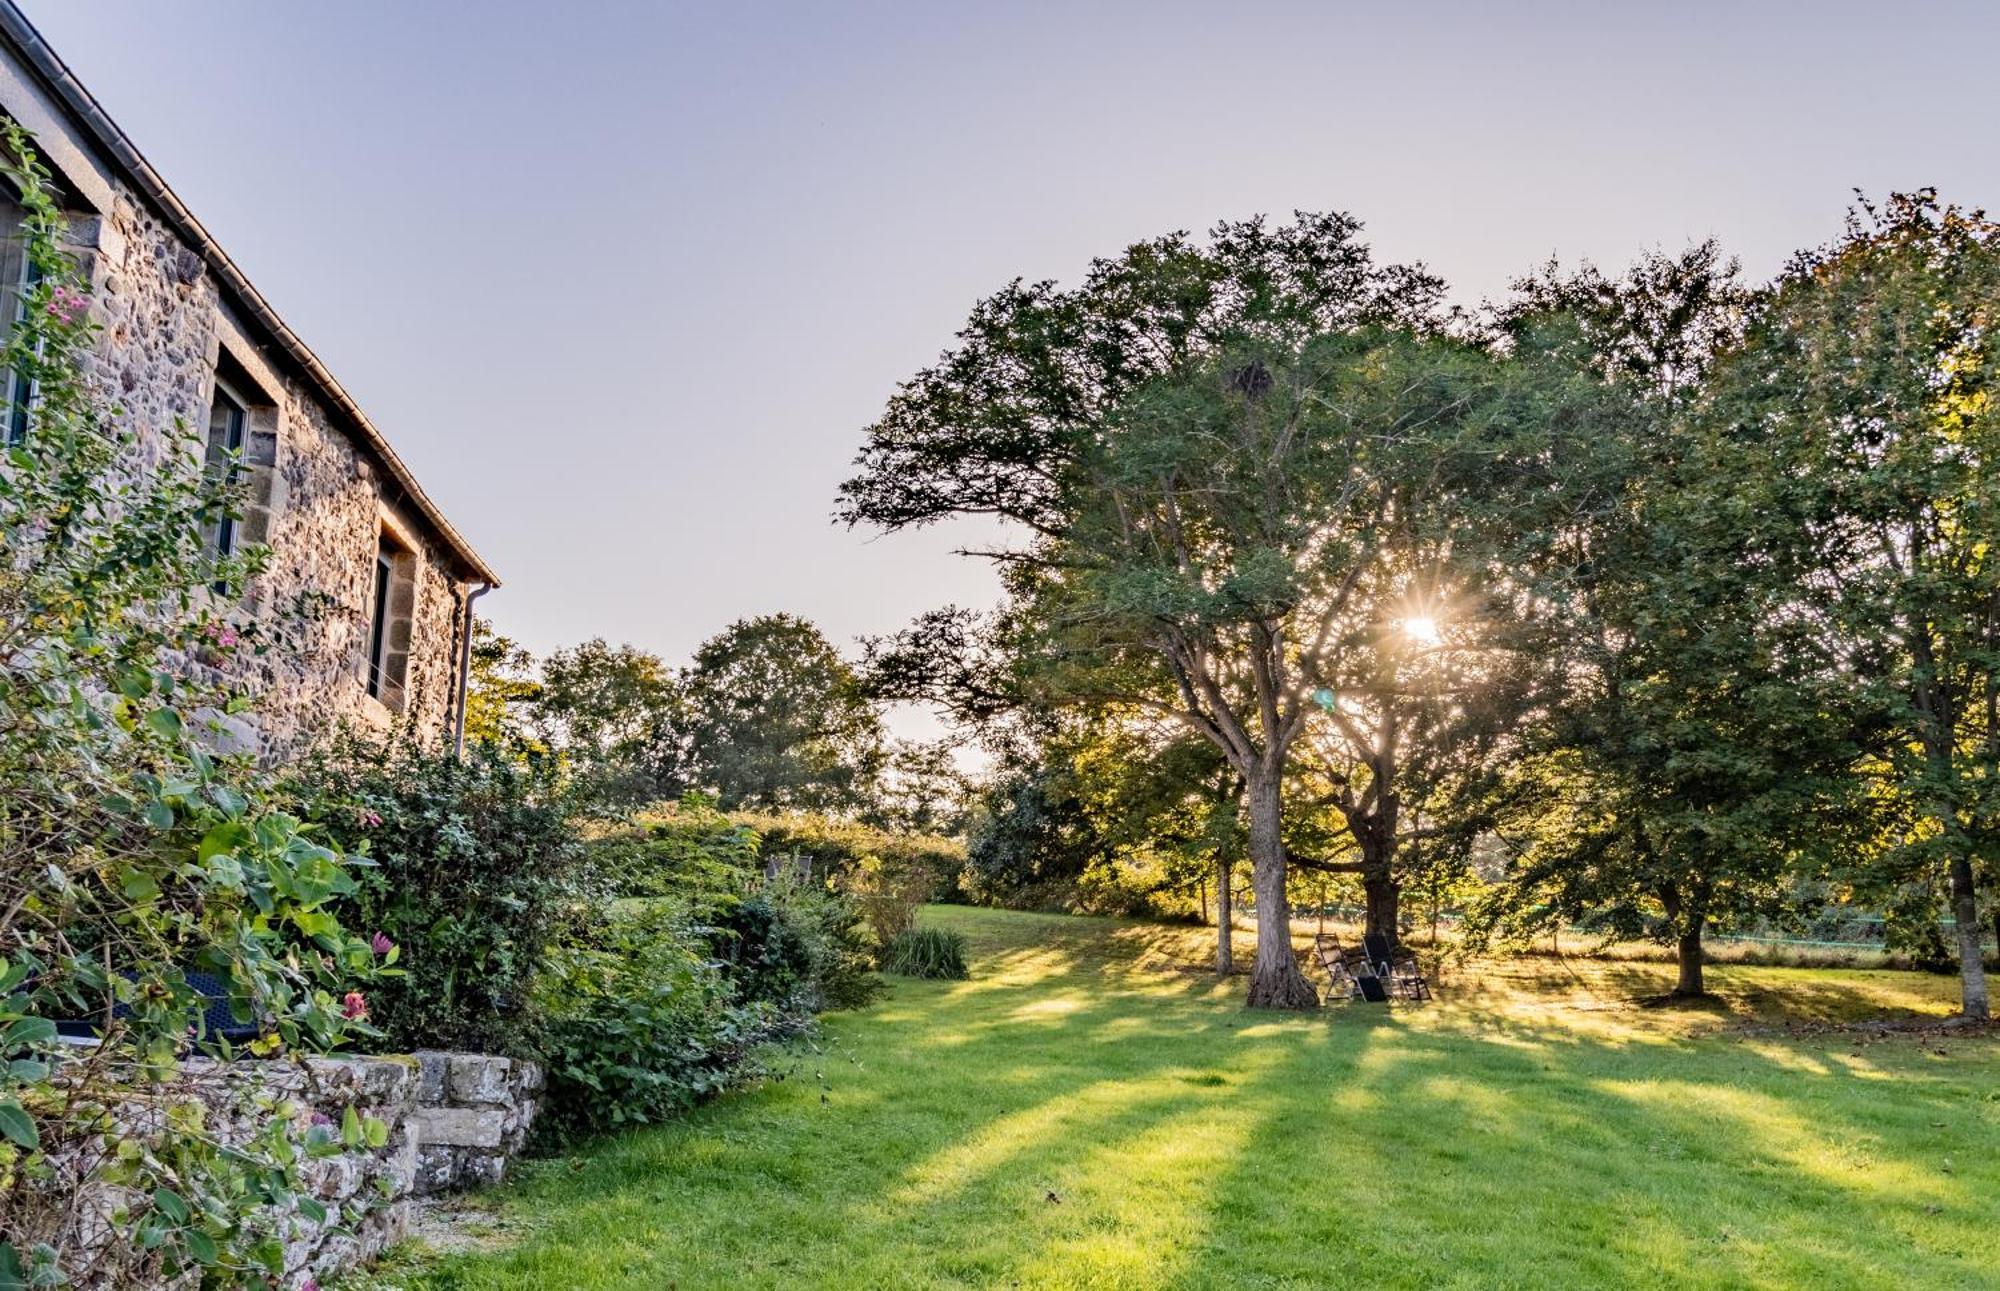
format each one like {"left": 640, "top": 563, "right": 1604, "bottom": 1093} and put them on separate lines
{"left": 452, "top": 581, "right": 492, "bottom": 756}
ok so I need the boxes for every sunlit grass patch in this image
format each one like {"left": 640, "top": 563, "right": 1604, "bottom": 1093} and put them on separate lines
{"left": 387, "top": 905, "right": 2000, "bottom": 1290}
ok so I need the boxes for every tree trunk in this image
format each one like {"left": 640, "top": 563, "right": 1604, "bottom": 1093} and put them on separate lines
{"left": 1362, "top": 863, "right": 1400, "bottom": 947}
{"left": 1946, "top": 853, "right": 1990, "bottom": 1019}
{"left": 1216, "top": 858, "right": 1233, "bottom": 977}
{"left": 1673, "top": 919, "right": 1707, "bottom": 998}
{"left": 1244, "top": 768, "right": 1316, "bottom": 1009}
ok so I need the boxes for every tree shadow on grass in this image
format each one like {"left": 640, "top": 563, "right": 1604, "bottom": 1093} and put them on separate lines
{"left": 413, "top": 913, "right": 1999, "bottom": 1290}
{"left": 1175, "top": 1013, "right": 1995, "bottom": 1290}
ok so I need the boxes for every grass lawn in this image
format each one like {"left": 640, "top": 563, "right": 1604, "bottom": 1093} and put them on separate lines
{"left": 380, "top": 907, "right": 2000, "bottom": 1290}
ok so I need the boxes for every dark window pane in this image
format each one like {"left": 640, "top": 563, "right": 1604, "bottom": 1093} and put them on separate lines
{"left": 368, "top": 549, "right": 392, "bottom": 698}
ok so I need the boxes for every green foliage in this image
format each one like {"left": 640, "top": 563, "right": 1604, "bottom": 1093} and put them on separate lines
{"left": 528, "top": 903, "right": 773, "bottom": 1142}
{"left": 530, "top": 637, "right": 690, "bottom": 805}
{"left": 283, "top": 731, "right": 589, "bottom": 1054}
{"left": 867, "top": 738, "right": 974, "bottom": 837}
{"left": 461, "top": 619, "right": 542, "bottom": 751}
{"left": 1731, "top": 192, "right": 2000, "bottom": 1017}
{"left": 956, "top": 723, "right": 1227, "bottom": 919}
{"left": 739, "top": 811, "right": 965, "bottom": 896}
{"left": 528, "top": 887, "right": 879, "bottom": 1144}
{"left": 844, "top": 212, "right": 1615, "bottom": 1008}
{"left": 532, "top": 802, "right": 883, "bottom": 1144}
{"left": 880, "top": 926, "right": 970, "bottom": 980}
{"left": 492, "top": 616, "right": 898, "bottom": 819}
{"left": 591, "top": 795, "right": 762, "bottom": 901}
{"left": 0, "top": 129, "right": 380, "bottom": 1285}
{"left": 709, "top": 876, "right": 884, "bottom": 1013}
{"left": 964, "top": 747, "right": 1111, "bottom": 909}
{"left": 683, "top": 613, "right": 886, "bottom": 813}
{"left": 1472, "top": 203, "right": 1997, "bottom": 1009}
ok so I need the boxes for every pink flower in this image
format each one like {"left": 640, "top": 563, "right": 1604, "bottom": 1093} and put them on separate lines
{"left": 310, "top": 1111, "right": 333, "bottom": 1128}
{"left": 341, "top": 991, "right": 369, "bottom": 1022}
{"left": 45, "top": 284, "right": 87, "bottom": 324}
{"left": 370, "top": 932, "right": 394, "bottom": 957}
{"left": 302, "top": 1280, "right": 321, "bottom": 1291}
{"left": 352, "top": 806, "right": 382, "bottom": 829}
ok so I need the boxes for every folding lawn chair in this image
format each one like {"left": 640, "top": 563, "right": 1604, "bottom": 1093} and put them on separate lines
{"left": 1361, "top": 932, "right": 1432, "bottom": 1002}
{"left": 1313, "top": 933, "right": 1362, "bottom": 1000}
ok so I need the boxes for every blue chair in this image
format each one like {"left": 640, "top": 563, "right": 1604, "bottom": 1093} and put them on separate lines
{"left": 51, "top": 969, "right": 261, "bottom": 1044}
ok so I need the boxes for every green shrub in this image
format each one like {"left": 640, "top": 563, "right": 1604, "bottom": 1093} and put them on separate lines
{"left": 709, "top": 875, "right": 883, "bottom": 1013}
{"left": 591, "top": 794, "right": 761, "bottom": 900}
{"left": 734, "top": 812, "right": 966, "bottom": 899}
{"left": 284, "top": 733, "right": 588, "bottom": 1054}
{"left": 530, "top": 818, "right": 882, "bottom": 1144}
{"left": 529, "top": 904, "right": 776, "bottom": 1142}
{"left": 882, "top": 927, "right": 970, "bottom": 980}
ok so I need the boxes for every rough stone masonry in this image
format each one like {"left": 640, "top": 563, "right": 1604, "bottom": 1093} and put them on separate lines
{"left": 59, "top": 1051, "right": 541, "bottom": 1289}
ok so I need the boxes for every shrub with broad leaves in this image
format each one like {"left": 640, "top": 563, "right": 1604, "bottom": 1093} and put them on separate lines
{"left": 0, "top": 128, "right": 383, "bottom": 1287}
{"left": 283, "top": 731, "right": 589, "bottom": 1055}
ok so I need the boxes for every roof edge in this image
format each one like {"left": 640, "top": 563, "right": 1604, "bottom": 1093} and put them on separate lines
{"left": 0, "top": 1, "right": 498, "bottom": 585}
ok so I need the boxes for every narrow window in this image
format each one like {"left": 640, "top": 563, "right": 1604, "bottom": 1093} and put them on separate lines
{"left": 204, "top": 383, "right": 247, "bottom": 556}
{"left": 367, "top": 547, "right": 393, "bottom": 698}
{"left": 365, "top": 529, "right": 415, "bottom": 710}
{"left": 2, "top": 198, "right": 38, "bottom": 446}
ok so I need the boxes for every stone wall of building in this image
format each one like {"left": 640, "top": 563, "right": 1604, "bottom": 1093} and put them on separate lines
{"left": 30, "top": 154, "right": 475, "bottom": 761}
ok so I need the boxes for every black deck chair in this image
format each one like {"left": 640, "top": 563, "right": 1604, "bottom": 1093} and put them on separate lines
{"left": 1361, "top": 932, "right": 1432, "bottom": 1002}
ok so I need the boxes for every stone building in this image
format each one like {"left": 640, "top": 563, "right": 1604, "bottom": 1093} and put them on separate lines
{"left": 0, "top": 3, "right": 497, "bottom": 758}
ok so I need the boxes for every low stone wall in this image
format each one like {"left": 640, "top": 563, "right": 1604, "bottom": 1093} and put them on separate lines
{"left": 409, "top": 1051, "right": 543, "bottom": 1194}
{"left": 262, "top": 1055, "right": 422, "bottom": 1286}
{"left": 54, "top": 1049, "right": 540, "bottom": 1289}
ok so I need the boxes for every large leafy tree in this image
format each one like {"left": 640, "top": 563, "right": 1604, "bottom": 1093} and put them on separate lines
{"left": 843, "top": 214, "right": 1605, "bottom": 1006}
{"left": 1473, "top": 244, "right": 1872, "bottom": 998}
{"left": 683, "top": 613, "right": 886, "bottom": 813}
{"left": 532, "top": 638, "right": 689, "bottom": 804}
{"left": 1732, "top": 194, "right": 2000, "bottom": 1017}
{"left": 461, "top": 619, "right": 542, "bottom": 749}
{"left": 1280, "top": 503, "right": 1565, "bottom": 947}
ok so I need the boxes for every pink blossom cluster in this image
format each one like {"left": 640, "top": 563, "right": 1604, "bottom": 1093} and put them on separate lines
{"left": 45, "top": 284, "right": 87, "bottom": 324}
{"left": 200, "top": 620, "right": 241, "bottom": 651}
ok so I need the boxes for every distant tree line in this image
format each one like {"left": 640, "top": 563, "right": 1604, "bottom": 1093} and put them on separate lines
{"left": 465, "top": 612, "right": 967, "bottom": 835}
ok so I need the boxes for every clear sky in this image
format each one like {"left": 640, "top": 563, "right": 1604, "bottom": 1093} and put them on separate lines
{"left": 22, "top": 1, "right": 2000, "bottom": 738}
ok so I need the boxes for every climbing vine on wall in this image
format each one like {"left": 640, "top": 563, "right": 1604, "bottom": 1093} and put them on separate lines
{"left": 0, "top": 126, "right": 385, "bottom": 1288}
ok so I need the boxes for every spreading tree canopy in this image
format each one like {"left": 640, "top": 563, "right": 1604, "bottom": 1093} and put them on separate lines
{"left": 1728, "top": 193, "right": 2000, "bottom": 1017}
{"left": 844, "top": 214, "right": 1608, "bottom": 1006}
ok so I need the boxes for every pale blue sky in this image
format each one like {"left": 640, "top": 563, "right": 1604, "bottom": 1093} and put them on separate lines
{"left": 23, "top": 2, "right": 2000, "bottom": 734}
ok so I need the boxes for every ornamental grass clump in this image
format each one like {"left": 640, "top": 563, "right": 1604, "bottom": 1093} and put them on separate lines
{"left": 881, "top": 927, "right": 970, "bottom": 980}
{"left": 0, "top": 128, "right": 385, "bottom": 1287}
